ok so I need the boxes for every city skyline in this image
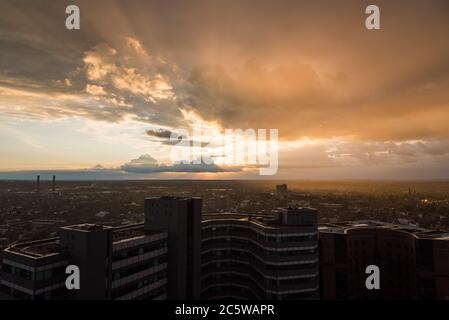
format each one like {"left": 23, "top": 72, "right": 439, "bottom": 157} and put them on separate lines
{"left": 2, "top": 194, "right": 448, "bottom": 300}
{"left": 1, "top": 0, "right": 449, "bottom": 180}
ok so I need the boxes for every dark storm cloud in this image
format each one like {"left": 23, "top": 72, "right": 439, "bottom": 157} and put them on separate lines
{"left": 1, "top": 0, "right": 448, "bottom": 141}
{"left": 146, "top": 129, "right": 172, "bottom": 139}
{"left": 1, "top": 0, "right": 449, "bottom": 179}
{"left": 146, "top": 129, "right": 209, "bottom": 147}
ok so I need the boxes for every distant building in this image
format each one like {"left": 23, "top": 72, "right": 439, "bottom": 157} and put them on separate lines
{"left": 201, "top": 207, "right": 320, "bottom": 300}
{"left": 275, "top": 184, "right": 288, "bottom": 197}
{"left": 319, "top": 220, "right": 449, "bottom": 300}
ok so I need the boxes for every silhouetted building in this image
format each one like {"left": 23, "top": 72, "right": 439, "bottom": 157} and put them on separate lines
{"left": 201, "top": 207, "right": 320, "bottom": 300}
{"left": 319, "top": 221, "right": 449, "bottom": 300}
{"left": 275, "top": 184, "right": 288, "bottom": 197}
{"left": 0, "top": 223, "right": 167, "bottom": 300}
{"left": 1, "top": 197, "right": 319, "bottom": 301}
{"left": 144, "top": 196, "right": 202, "bottom": 300}
{"left": 4, "top": 193, "right": 448, "bottom": 301}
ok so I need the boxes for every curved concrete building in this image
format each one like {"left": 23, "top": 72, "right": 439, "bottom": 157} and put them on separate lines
{"left": 201, "top": 208, "right": 320, "bottom": 300}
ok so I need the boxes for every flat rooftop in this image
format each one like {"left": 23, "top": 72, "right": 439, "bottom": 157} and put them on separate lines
{"left": 202, "top": 210, "right": 317, "bottom": 229}
{"left": 4, "top": 222, "right": 164, "bottom": 258}
{"left": 146, "top": 196, "right": 202, "bottom": 201}
{"left": 202, "top": 212, "right": 255, "bottom": 221}
{"left": 60, "top": 223, "right": 113, "bottom": 232}
{"left": 318, "top": 220, "right": 449, "bottom": 240}
{"left": 112, "top": 222, "right": 165, "bottom": 243}
{"left": 5, "top": 238, "right": 61, "bottom": 259}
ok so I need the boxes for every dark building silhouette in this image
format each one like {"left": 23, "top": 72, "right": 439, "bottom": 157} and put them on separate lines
{"left": 2, "top": 196, "right": 449, "bottom": 301}
{"left": 144, "top": 197, "right": 202, "bottom": 300}
{"left": 275, "top": 184, "right": 288, "bottom": 197}
{"left": 36, "top": 175, "right": 40, "bottom": 194}
{"left": 0, "top": 223, "right": 167, "bottom": 300}
{"left": 201, "top": 208, "right": 320, "bottom": 300}
{"left": 319, "top": 221, "right": 449, "bottom": 300}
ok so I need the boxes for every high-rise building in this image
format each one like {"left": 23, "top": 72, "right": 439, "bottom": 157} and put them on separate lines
{"left": 319, "top": 220, "right": 449, "bottom": 300}
{"left": 144, "top": 196, "right": 202, "bottom": 300}
{"left": 0, "top": 223, "right": 167, "bottom": 300}
{"left": 201, "top": 208, "right": 320, "bottom": 300}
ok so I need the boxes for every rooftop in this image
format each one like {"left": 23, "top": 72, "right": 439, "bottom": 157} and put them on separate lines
{"left": 4, "top": 222, "right": 164, "bottom": 258}
{"left": 146, "top": 196, "right": 202, "bottom": 201}
{"left": 5, "top": 238, "right": 61, "bottom": 259}
{"left": 112, "top": 222, "right": 160, "bottom": 243}
{"left": 202, "top": 209, "right": 318, "bottom": 229}
{"left": 318, "top": 220, "right": 449, "bottom": 240}
{"left": 60, "top": 223, "right": 113, "bottom": 232}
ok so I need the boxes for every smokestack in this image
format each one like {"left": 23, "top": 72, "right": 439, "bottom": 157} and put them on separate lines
{"left": 52, "top": 175, "right": 56, "bottom": 192}
{"left": 36, "top": 175, "right": 40, "bottom": 194}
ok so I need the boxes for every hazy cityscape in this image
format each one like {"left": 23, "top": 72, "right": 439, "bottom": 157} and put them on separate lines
{"left": 1, "top": 179, "right": 449, "bottom": 249}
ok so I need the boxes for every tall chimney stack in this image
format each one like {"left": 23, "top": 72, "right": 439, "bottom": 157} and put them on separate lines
{"left": 52, "top": 175, "right": 56, "bottom": 192}
{"left": 36, "top": 175, "right": 40, "bottom": 194}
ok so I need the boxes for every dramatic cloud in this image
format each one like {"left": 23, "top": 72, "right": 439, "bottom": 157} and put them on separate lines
{"left": 83, "top": 43, "right": 175, "bottom": 103}
{"left": 1, "top": 0, "right": 447, "bottom": 142}
{"left": 86, "top": 84, "right": 107, "bottom": 96}
{"left": 185, "top": 62, "right": 449, "bottom": 141}
{"left": 327, "top": 140, "right": 449, "bottom": 165}
{"left": 0, "top": 0, "right": 448, "bottom": 178}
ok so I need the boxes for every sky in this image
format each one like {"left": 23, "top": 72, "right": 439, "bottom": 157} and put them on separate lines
{"left": 0, "top": 0, "right": 449, "bottom": 180}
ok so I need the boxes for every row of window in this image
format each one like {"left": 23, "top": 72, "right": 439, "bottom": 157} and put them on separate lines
{"left": 112, "top": 271, "right": 167, "bottom": 299}
{"left": 203, "top": 225, "right": 317, "bottom": 243}
{"left": 202, "top": 248, "right": 317, "bottom": 268}
{"left": 112, "top": 257, "right": 167, "bottom": 281}
{"left": 0, "top": 284, "right": 32, "bottom": 300}
{"left": 203, "top": 271, "right": 317, "bottom": 287}
{"left": 202, "top": 238, "right": 317, "bottom": 256}
{"left": 202, "top": 257, "right": 318, "bottom": 275}
{"left": 201, "top": 284, "right": 317, "bottom": 300}
{"left": 2, "top": 264, "right": 66, "bottom": 281}
{"left": 112, "top": 240, "right": 167, "bottom": 262}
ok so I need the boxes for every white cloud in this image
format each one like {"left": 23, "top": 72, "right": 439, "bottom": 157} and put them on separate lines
{"left": 86, "top": 84, "right": 107, "bottom": 96}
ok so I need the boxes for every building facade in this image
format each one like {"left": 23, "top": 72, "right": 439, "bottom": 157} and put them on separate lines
{"left": 319, "top": 220, "right": 449, "bottom": 300}
{"left": 0, "top": 223, "right": 167, "bottom": 300}
{"left": 144, "top": 196, "right": 202, "bottom": 300}
{"left": 201, "top": 208, "right": 320, "bottom": 300}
